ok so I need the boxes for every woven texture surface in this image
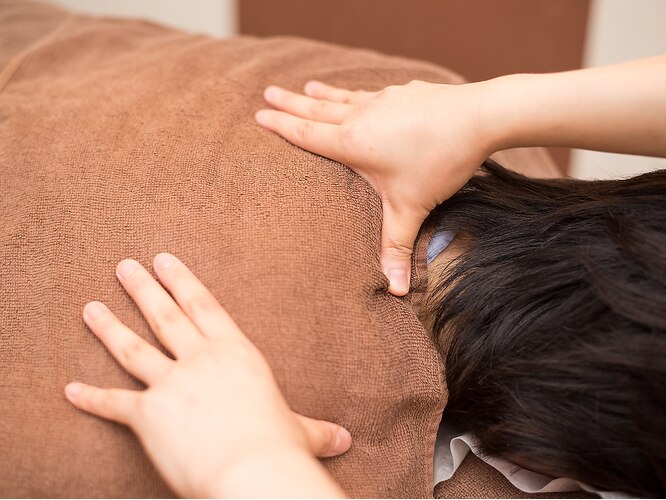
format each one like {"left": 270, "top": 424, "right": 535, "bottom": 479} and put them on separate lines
{"left": 1, "top": 1, "right": 558, "bottom": 497}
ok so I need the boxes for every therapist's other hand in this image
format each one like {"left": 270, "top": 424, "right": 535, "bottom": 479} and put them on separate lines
{"left": 65, "top": 253, "right": 350, "bottom": 498}
{"left": 255, "top": 80, "right": 491, "bottom": 296}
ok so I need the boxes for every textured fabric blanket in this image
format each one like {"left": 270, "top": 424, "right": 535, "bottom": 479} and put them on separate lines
{"left": 1, "top": 1, "right": 563, "bottom": 497}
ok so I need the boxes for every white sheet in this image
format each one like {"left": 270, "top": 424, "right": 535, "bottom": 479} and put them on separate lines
{"left": 433, "top": 420, "right": 628, "bottom": 499}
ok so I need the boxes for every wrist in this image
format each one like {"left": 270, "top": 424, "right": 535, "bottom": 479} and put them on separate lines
{"left": 476, "top": 73, "right": 536, "bottom": 154}
{"left": 208, "top": 444, "right": 345, "bottom": 498}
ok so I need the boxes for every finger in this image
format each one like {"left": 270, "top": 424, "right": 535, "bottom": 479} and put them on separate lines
{"left": 264, "top": 86, "right": 352, "bottom": 124}
{"left": 303, "top": 80, "right": 375, "bottom": 104}
{"left": 116, "top": 259, "right": 204, "bottom": 359}
{"left": 255, "top": 109, "right": 345, "bottom": 163}
{"left": 64, "top": 382, "right": 139, "bottom": 426}
{"left": 152, "top": 253, "right": 241, "bottom": 340}
{"left": 380, "top": 201, "right": 428, "bottom": 296}
{"left": 82, "top": 301, "right": 174, "bottom": 385}
{"left": 296, "top": 414, "right": 352, "bottom": 458}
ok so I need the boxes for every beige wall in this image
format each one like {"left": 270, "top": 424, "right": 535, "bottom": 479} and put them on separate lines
{"left": 570, "top": 0, "right": 666, "bottom": 179}
{"left": 47, "top": 0, "right": 238, "bottom": 38}
{"left": 48, "top": 0, "right": 665, "bottom": 180}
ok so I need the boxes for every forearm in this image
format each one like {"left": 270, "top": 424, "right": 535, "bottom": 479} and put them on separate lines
{"left": 482, "top": 55, "right": 666, "bottom": 158}
{"left": 212, "top": 446, "right": 345, "bottom": 498}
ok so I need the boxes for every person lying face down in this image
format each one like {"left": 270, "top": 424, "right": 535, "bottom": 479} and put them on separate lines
{"left": 425, "top": 160, "right": 666, "bottom": 498}
{"left": 3, "top": 2, "right": 664, "bottom": 495}
{"left": 256, "top": 48, "right": 666, "bottom": 499}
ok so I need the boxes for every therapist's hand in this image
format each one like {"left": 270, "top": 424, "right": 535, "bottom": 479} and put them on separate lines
{"left": 65, "top": 253, "right": 348, "bottom": 498}
{"left": 257, "top": 57, "right": 666, "bottom": 297}
{"left": 255, "top": 80, "right": 492, "bottom": 295}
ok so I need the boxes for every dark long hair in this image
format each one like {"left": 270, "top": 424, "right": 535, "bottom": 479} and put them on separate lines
{"left": 426, "top": 160, "right": 666, "bottom": 497}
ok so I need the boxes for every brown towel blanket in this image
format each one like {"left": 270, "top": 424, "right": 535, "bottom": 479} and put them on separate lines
{"left": 0, "top": 1, "right": 564, "bottom": 497}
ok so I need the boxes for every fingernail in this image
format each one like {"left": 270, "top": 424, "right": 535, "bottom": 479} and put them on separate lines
{"left": 264, "top": 86, "right": 280, "bottom": 100}
{"left": 255, "top": 109, "right": 270, "bottom": 124}
{"left": 116, "top": 259, "right": 139, "bottom": 279}
{"left": 333, "top": 427, "right": 352, "bottom": 454}
{"left": 388, "top": 269, "right": 410, "bottom": 295}
{"left": 154, "top": 253, "right": 175, "bottom": 270}
{"left": 65, "top": 382, "right": 82, "bottom": 399}
{"left": 83, "top": 301, "right": 106, "bottom": 321}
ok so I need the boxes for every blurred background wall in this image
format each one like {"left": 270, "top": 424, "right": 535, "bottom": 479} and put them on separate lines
{"left": 47, "top": 0, "right": 666, "bottom": 179}
{"left": 48, "top": 0, "right": 237, "bottom": 37}
{"left": 572, "top": 0, "right": 666, "bottom": 179}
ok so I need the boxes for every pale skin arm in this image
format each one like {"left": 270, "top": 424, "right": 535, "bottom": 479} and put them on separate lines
{"left": 485, "top": 55, "right": 666, "bottom": 157}
{"left": 255, "top": 54, "right": 666, "bottom": 296}
{"left": 65, "top": 253, "right": 347, "bottom": 498}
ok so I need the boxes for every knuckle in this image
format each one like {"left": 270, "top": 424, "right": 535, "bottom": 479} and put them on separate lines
{"left": 340, "top": 121, "right": 366, "bottom": 150}
{"left": 187, "top": 293, "right": 218, "bottom": 317}
{"left": 120, "top": 338, "right": 145, "bottom": 364}
{"left": 137, "top": 388, "right": 181, "bottom": 425}
{"left": 152, "top": 305, "right": 182, "bottom": 334}
{"left": 340, "top": 92, "right": 355, "bottom": 104}
{"left": 382, "top": 243, "right": 414, "bottom": 260}
{"left": 295, "top": 120, "right": 313, "bottom": 142}
{"left": 340, "top": 122, "right": 358, "bottom": 143}
{"left": 312, "top": 99, "right": 327, "bottom": 116}
{"left": 161, "top": 305, "right": 182, "bottom": 323}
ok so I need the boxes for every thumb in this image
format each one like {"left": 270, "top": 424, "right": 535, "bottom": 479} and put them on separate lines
{"left": 295, "top": 413, "right": 352, "bottom": 458}
{"left": 380, "top": 201, "right": 427, "bottom": 296}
